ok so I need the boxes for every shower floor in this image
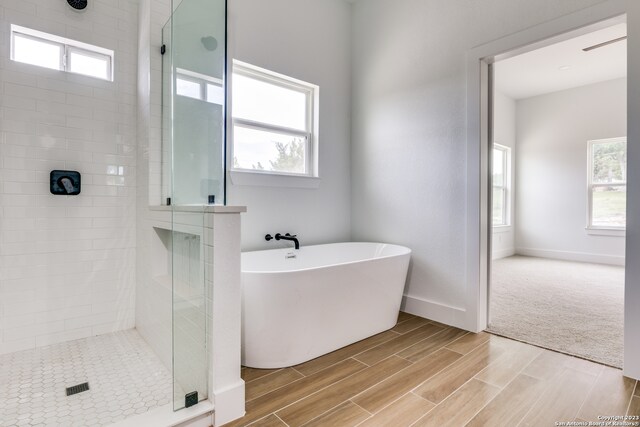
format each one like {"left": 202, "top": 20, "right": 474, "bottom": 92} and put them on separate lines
{"left": 0, "top": 329, "right": 173, "bottom": 427}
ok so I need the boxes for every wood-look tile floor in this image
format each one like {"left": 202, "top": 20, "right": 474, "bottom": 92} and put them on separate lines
{"left": 228, "top": 312, "right": 640, "bottom": 427}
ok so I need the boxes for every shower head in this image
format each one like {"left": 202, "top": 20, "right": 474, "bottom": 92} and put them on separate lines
{"left": 67, "top": 0, "right": 88, "bottom": 10}
{"left": 201, "top": 36, "right": 218, "bottom": 52}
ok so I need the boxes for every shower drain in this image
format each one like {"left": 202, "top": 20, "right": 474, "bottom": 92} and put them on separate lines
{"left": 66, "top": 382, "right": 90, "bottom": 396}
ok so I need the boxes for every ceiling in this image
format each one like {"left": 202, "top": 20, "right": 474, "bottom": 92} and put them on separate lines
{"left": 494, "top": 23, "right": 627, "bottom": 100}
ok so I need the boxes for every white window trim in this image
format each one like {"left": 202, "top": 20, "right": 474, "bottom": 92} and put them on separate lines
{"left": 229, "top": 60, "right": 320, "bottom": 185}
{"left": 10, "top": 24, "right": 114, "bottom": 81}
{"left": 586, "top": 137, "right": 627, "bottom": 232}
{"left": 492, "top": 143, "right": 511, "bottom": 228}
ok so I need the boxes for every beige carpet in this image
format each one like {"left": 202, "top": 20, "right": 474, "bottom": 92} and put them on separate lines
{"left": 487, "top": 255, "right": 624, "bottom": 368}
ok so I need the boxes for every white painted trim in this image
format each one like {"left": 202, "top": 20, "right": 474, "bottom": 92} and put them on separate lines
{"left": 493, "top": 226, "right": 512, "bottom": 234}
{"left": 625, "top": 0, "right": 640, "bottom": 381}
{"left": 212, "top": 380, "right": 246, "bottom": 427}
{"left": 516, "top": 247, "right": 625, "bottom": 266}
{"left": 492, "top": 248, "right": 515, "bottom": 260}
{"left": 465, "top": 0, "right": 627, "bottom": 339}
{"left": 401, "top": 295, "right": 468, "bottom": 330}
{"left": 586, "top": 227, "right": 626, "bottom": 237}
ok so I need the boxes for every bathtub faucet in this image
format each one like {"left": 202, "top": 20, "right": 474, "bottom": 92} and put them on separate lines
{"left": 275, "top": 233, "right": 300, "bottom": 250}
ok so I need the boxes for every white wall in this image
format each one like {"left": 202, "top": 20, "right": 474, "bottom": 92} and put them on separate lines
{"left": 350, "top": 0, "right": 614, "bottom": 328}
{"left": 0, "top": 0, "right": 138, "bottom": 355}
{"left": 227, "top": 0, "right": 352, "bottom": 251}
{"left": 515, "top": 78, "right": 626, "bottom": 265}
{"left": 492, "top": 90, "right": 517, "bottom": 260}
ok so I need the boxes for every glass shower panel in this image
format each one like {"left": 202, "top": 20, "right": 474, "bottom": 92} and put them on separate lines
{"left": 165, "top": 0, "right": 226, "bottom": 412}
{"left": 170, "top": 0, "right": 226, "bottom": 206}
{"left": 170, "top": 210, "right": 208, "bottom": 411}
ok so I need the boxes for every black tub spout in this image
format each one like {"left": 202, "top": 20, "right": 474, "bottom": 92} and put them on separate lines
{"left": 275, "top": 233, "right": 299, "bottom": 250}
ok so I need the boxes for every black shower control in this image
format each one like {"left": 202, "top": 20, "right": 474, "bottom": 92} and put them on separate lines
{"left": 50, "top": 170, "right": 81, "bottom": 195}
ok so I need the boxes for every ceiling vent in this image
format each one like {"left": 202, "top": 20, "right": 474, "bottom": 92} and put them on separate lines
{"left": 583, "top": 36, "right": 627, "bottom": 52}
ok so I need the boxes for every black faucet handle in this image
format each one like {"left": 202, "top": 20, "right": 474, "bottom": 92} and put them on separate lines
{"left": 285, "top": 233, "right": 297, "bottom": 238}
{"left": 265, "top": 234, "right": 274, "bottom": 241}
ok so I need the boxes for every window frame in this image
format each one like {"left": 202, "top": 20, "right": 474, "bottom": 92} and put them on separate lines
{"left": 492, "top": 143, "right": 511, "bottom": 228}
{"left": 10, "top": 24, "right": 114, "bottom": 82}
{"left": 587, "top": 137, "right": 627, "bottom": 232}
{"left": 230, "top": 60, "right": 319, "bottom": 179}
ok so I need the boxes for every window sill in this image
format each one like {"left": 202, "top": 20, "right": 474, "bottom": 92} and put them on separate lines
{"left": 585, "top": 228, "right": 626, "bottom": 237}
{"left": 229, "top": 170, "right": 321, "bottom": 189}
{"left": 493, "top": 225, "right": 512, "bottom": 233}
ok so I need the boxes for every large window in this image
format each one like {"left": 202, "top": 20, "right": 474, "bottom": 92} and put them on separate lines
{"left": 231, "top": 61, "right": 318, "bottom": 176}
{"left": 588, "top": 137, "right": 627, "bottom": 229}
{"left": 10, "top": 25, "right": 114, "bottom": 81}
{"left": 492, "top": 144, "right": 511, "bottom": 227}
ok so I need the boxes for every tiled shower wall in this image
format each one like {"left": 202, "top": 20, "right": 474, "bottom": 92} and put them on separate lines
{"left": 136, "top": 0, "right": 173, "bottom": 370}
{"left": 0, "top": 0, "right": 139, "bottom": 354}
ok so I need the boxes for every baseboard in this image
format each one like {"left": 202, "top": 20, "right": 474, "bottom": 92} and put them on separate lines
{"left": 401, "top": 295, "right": 469, "bottom": 331}
{"left": 515, "top": 247, "right": 625, "bottom": 266}
{"left": 212, "top": 380, "right": 245, "bottom": 427}
{"left": 492, "top": 248, "right": 515, "bottom": 260}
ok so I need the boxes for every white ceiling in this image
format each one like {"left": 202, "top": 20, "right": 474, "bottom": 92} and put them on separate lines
{"left": 494, "top": 23, "right": 627, "bottom": 100}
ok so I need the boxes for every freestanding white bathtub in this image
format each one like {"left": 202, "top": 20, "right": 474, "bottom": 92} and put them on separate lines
{"left": 241, "top": 242, "right": 411, "bottom": 368}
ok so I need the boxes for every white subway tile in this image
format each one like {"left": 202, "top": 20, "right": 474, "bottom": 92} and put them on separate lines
{"left": 0, "top": 0, "right": 140, "bottom": 353}
{"left": 0, "top": 337, "right": 35, "bottom": 355}
{"left": 35, "top": 327, "right": 92, "bottom": 347}
{"left": 4, "top": 320, "right": 65, "bottom": 342}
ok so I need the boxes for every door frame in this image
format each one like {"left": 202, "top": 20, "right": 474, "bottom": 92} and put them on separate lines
{"left": 465, "top": 2, "right": 627, "bottom": 332}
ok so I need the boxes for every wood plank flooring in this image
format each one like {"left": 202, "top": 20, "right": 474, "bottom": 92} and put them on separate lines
{"left": 229, "top": 313, "right": 639, "bottom": 427}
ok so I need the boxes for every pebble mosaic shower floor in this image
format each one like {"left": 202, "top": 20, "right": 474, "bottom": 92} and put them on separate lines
{"left": 0, "top": 329, "right": 172, "bottom": 427}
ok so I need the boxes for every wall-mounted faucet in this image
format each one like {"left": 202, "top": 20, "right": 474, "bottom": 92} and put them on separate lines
{"left": 265, "top": 233, "right": 300, "bottom": 250}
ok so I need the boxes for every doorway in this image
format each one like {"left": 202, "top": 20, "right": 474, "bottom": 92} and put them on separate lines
{"left": 486, "top": 21, "right": 627, "bottom": 367}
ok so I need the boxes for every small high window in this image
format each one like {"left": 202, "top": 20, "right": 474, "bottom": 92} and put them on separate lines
{"left": 10, "top": 25, "right": 114, "bottom": 81}
{"left": 492, "top": 144, "right": 511, "bottom": 227}
{"left": 588, "top": 137, "right": 627, "bottom": 229}
{"left": 231, "top": 60, "right": 318, "bottom": 177}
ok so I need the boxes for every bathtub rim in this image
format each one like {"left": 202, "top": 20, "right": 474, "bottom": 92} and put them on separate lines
{"left": 241, "top": 242, "right": 411, "bottom": 274}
